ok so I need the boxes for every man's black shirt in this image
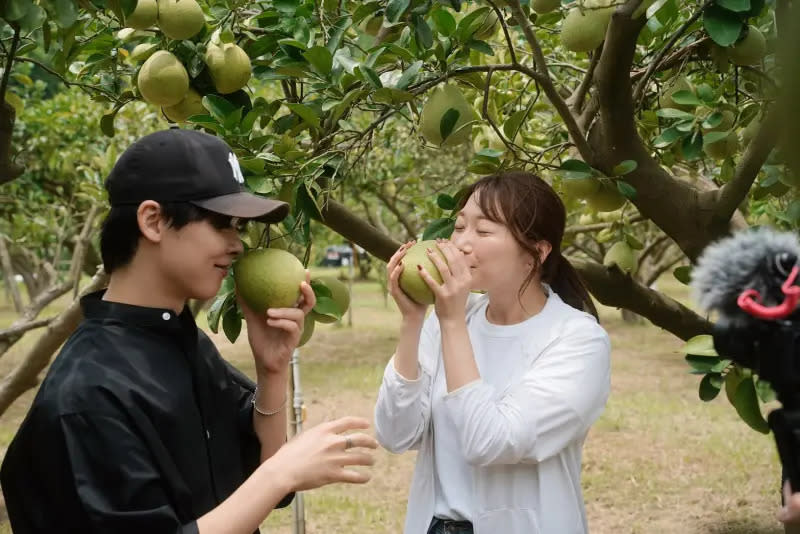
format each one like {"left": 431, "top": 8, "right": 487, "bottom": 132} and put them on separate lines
{"left": 0, "top": 291, "right": 291, "bottom": 533}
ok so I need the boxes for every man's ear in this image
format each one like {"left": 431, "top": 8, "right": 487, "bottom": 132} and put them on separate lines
{"left": 137, "top": 201, "right": 166, "bottom": 244}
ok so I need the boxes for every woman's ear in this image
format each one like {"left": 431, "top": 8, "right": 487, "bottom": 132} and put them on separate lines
{"left": 536, "top": 240, "right": 553, "bottom": 265}
{"left": 136, "top": 201, "right": 166, "bottom": 244}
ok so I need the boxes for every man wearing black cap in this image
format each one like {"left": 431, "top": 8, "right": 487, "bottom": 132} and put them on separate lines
{"left": 0, "top": 129, "right": 378, "bottom": 534}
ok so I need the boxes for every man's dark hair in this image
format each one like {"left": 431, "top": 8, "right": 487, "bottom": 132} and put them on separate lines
{"left": 100, "top": 202, "right": 234, "bottom": 274}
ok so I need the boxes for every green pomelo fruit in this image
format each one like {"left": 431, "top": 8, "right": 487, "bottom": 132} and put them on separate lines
{"left": 728, "top": 26, "right": 766, "bottom": 66}
{"left": 703, "top": 132, "right": 739, "bottom": 160}
{"left": 560, "top": 6, "right": 613, "bottom": 53}
{"left": 603, "top": 241, "right": 637, "bottom": 274}
{"left": 310, "top": 276, "right": 351, "bottom": 324}
{"left": 702, "top": 110, "right": 735, "bottom": 133}
{"left": 586, "top": 183, "right": 626, "bottom": 212}
{"left": 419, "top": 84, "right": 478, "bottom": 147}
{"left": 126, "top": 0, "right": 158, "bottom": 29}
{"left": 162, "top": 87, "right": 204, "bottom": 122}
{"left": 398, "top": 240, "right": 446, "bottom": 305}
{"left": 473, "top": 10, "right": 498, "bottom": 40}
{"left": 562, "top": 175, "right": 601, "bottom": 199}
{"left": 137, "top": 50, "right": 189, "bottom": 106}
{"left": 234, "top": 248, "right": 306, "bottom": 313}
{"left": 157, "top": 0, "right": 205, "bottom": 40}
{"left": 205, "top": 42, "right": 252, "bottom": 94}
{"left": 130, "top": 42, "right": 158, "bottom": 63}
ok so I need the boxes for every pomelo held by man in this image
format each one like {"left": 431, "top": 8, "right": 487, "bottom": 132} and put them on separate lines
{"left": 234, "top": 249, "right": 306, "bottom": 313}
{"left": 398, "top": 240, "right": 446, "bottom": 305}
{"left": 310, "top": 276, "right": 351, "bottom": 323}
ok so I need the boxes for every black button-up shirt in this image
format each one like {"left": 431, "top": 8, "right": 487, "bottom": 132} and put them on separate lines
{"left": 0, "top": 290, "right": 291, "bottom": 533}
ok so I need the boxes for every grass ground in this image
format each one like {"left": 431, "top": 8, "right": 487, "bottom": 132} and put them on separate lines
{"left": 0, "top": 269, "right": 787, "bottom": 533}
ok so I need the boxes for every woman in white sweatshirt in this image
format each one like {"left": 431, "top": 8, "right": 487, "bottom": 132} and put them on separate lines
{"left": 374, "top": 171, "right": 611, "bottom": 534}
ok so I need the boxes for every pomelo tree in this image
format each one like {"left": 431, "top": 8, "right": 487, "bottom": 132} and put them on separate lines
{"left": 0, "top": 0, "right": 797, "bottom": 431}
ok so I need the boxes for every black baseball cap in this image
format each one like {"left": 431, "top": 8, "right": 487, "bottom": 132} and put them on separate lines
{"left": 105, "top": 129, "right": 289, "bottom": 223}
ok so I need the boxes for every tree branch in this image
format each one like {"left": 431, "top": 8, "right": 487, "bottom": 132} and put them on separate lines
{"left": 571, "top": 258, "right": 713, "bottom": 339}
{"left": 568, "top": 51, "right": 600, "bottom": 114}
{"left": 0, "top": 318, "right": 53, "bottom": 341}
{"left": 0, "top": 235, "right": 23, "bottom": 313}
{"left": 714, "top": 107, "right": 781, "bottom": 222}
{"left": 632, "top": 0, "right": 713, "bottom": 107}
{"left": 505, "top": 0, "right": 595, "bottom": 164}
{"left": 564, "top": 215, "right": 646, "bottom": 235}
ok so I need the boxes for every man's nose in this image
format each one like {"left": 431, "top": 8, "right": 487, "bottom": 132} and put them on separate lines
{"left": 229, "top": 233, "right": 244, "bottom": 256}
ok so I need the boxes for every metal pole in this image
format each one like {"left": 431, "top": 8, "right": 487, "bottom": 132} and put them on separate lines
{"left": 289, "top": 348, "right": 306, "bottom": 534}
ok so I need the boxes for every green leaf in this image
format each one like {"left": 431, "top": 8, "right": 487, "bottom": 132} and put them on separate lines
{"left": 653, "top": 127, "right": 682, "bottom": 148}
{"left": 696, "top": 84, "right": 715, "bottom": 103}
{"left": 699, "top": 373, "right": 722, "bottom": 401}
{"left": 372, "top": 87, "right": 415, "bottom": 105}
{"left": 703, "top": 131, "right": 730, "bottom": 146}
{"left": 222, "top": 307, "right": 242, "bottom": 344}
{"left": 717, "top": 0, "right": 751, "bottom": 12}
{"left": 466, "top": 39, "right": 494, "bottom": 56}
{"left": 686, "top": 354, "right": 722, "bottom": 373}
{"left": 656, "top": 108, "right": 696, "bottom": 120}
{"left": 278, "top": 38, "right": 308, "bottom": 51}
{"left": 670, "top": 90, "right": 703, "bottom": 108}
{"left": 755, "top": 377, "right": 777, "bottom": 403}
{"left": 287, "top": 103, "right": 321, "bottom": 128}
{"left": 440, "top": 108, "right": 460, "bottom": 140}
{"left": 100, "top": 112, "right": 116, "bottom": 138}
{"left": 202, "top": 95, "right": 237, "bottom": 122}
{"left": 456, "top": 6, "right": 490, "bottom": 41}
{"left": 4, "top": 0, "right": 31, "bottom": 21}
{"left": 396, "top": 60, "right": 423, "bottom": 90}
{"left": 207, "top": 292, "right": 233, "bottom": 334}
{"left": 437, "top": 194, "right": 457, "bottom": 210}
{"left": 274, "top": 0, "right": 300, "bottom": 13}
{"left": 303, "top": 46, "right": 333, "bottom": 75}
{"left": 702, "top": 111, "right": 724, "bottom": 130}
{"left": 326, "top": 15, "right": 351, "bottom": 54}
{"left": 413, "top": 15, "right": 433, "bottom": 49}
{"left": 310, "top": 279, "right": 333, "bottom": 299}
{"left": 296, "top": 182, "right": 323, "bottom": 220}
{"left": 624, "top": 233, "right": 644, "bottom": 250}
{"left": 312, "top": 295, "right": 342, "bottom": 321}
{"left": 612, "top": 160, "right": 638, "bottom": 176}
{"left": 673, "top": 265, "right": 692, "bottom": 284}
{"left": 682, "top": 334, "right": 718, "bottom": 357}
{"left": 422, "top": 218, "right": 455, "bottom": 240}
{"left": 386, "top": 0, "right": 411, "bottom": 23}
{"left": 503, "top": 109, "right": 527, "bottom": 139}
{"left": 430, "top": 7, "right": 457, "bottom": 36}
{"left": 559, "top": 159, "right": 594, "bottom": 180}
{"left": 703, "top": 5, "right": 744, "bottom": 47}
{"left": 681, "top": 132, "right": 703, "bottom": 161}
{"left": 732, "top": 376, "right": 769, "bottom": 433}
{"left": 358, "top": 65, "right": 383, "bottom": 89}
{"left": 353, "top": 2, "right": 381, "bottom": 24}
{"left": 616, "top": 180, "right": 637, "bottom": 200}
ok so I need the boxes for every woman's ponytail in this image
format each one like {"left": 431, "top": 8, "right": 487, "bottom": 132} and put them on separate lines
{"left": 548, "top": 253, "right": 598, "bottom": 320}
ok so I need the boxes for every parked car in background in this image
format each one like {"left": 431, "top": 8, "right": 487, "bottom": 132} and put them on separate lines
{"left": 319, "top": 244, "right": 369, "bottom": 267}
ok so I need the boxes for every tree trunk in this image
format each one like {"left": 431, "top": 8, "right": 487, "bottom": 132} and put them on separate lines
{"left": 0, "top": 236, "right": 23, "bottom": 312}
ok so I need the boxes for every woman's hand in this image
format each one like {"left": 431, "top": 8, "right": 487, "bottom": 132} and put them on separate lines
{"left": 387, "top": 241, "right": 429, "bottom": 324}
{"left": 418, "top": 238, "right": 472, "bottom": 323}
{"left": 239, "top": 270, "right": 316, "bottom": 376}
{"left": 270, "top": 417, "right": 378, "bottom": 491}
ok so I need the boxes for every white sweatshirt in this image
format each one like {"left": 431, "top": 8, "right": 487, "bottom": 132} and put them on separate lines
{"left": 374, "top": 289, "right": 611, "bottom": 534}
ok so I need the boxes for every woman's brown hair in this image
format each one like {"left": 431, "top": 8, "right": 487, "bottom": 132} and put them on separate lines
{"left": 456, "top": 170, "right": 598, "bottom": 319}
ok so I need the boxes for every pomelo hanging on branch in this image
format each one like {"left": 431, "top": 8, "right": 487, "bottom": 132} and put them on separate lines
{"left": 204, "top": 42, "right": 252, "bottom": 94}
{"left": 419, "top": 84, "right": 479, "bottom": 148}
{"left": 560, "top": 1, "right": 614, "bottom": 53}
{"left": 157, "top": 0, "right": 205, "bottom": 40}
{"left": 125, "top": 0, "right": 158, "bottom": 29}
{"left": 603, "top": 241, "right": 637, "bottom": 275}
{"left": 162, "top": 87, "right": 205, "bottom": 122}
{"left": 234, "top": 248, "right": 306, "bottom": 313}
{"left": 137, "top": 50, "right": 189, "bottom": 106}
{"left": 727, "top": 25, "right": 766, "bottom": 66}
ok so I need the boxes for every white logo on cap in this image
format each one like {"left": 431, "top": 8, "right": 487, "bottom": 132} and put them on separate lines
{"left": 228, "top": 152, "right": 245, "bottom": 184}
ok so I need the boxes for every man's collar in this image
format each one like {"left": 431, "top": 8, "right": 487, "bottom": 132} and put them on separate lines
{"left": 81, "top": 290, "right": 196, "bottom": 334}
